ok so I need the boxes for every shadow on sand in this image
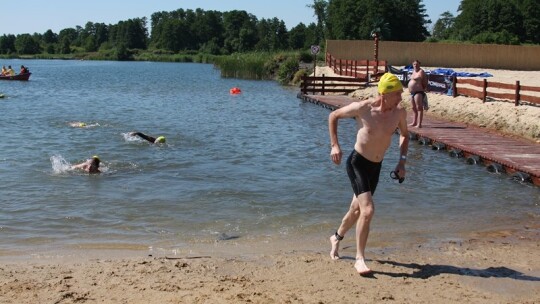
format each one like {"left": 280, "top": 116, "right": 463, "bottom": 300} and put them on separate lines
{"left": 369, "top": 260, "right": 539, "bottom": 281}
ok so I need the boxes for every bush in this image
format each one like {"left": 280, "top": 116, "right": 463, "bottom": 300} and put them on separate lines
{"left": 277, "top": 57, "right": 299, "bottom": 85}
{"left": 292, "top": 69, "right": 308, "bottom": 86}
{"left": 471, "top": 30, "right": 520, "bottom": 45}
{"left": 298, "top": 51, "right": 313, "bottom": 63}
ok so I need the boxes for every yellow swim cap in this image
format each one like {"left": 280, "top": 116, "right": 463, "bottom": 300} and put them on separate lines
{"left": 79, "top": 122, "right": 86, "bottom": 127}
{"left": 155, "top": 136, "right": 166, "bottom": 143}
{"left": 92, "top": 155, "right": 100, "bottom": 161}
{"left": 377, "top": 73, "right": 403, "bottom": 94}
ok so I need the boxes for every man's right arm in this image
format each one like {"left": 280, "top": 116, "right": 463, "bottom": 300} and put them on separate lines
{"left": 328, "top": 101, "right": 363, "bottom": 165}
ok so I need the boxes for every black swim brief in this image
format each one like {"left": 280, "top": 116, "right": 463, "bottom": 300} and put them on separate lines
{"left": 411, "top": 91, "right": 426, "bottom": 99}
{"left": 346, "top": 150, "right": 382, "bottom": 196}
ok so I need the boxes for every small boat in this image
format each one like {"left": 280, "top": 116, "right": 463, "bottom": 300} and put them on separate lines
{"left": 0, "top": 73, "right": 31, "bottom": 81}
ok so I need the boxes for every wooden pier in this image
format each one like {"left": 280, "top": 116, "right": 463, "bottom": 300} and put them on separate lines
{"left": 298, "top": 93, "right": 540, "bottom": 186}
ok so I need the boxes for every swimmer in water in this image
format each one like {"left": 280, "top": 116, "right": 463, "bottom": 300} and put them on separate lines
{"left": 71, "top": 156, "right": 101, "bottom": 174}
{"left": 130, "top": 132, "right": 166, "bottom": 144}
{"left": 69, "top": 122, "right": 87, "bottom": 128}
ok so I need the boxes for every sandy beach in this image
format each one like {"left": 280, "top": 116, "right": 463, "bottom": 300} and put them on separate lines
{"left": 1, "top": 227, "right": 538, "bottom": 303}
{"left": 1, "top": 66, "right": 539, "bottom": 303}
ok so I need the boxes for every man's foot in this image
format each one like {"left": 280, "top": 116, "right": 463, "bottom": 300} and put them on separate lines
{"left": 354, "top": 258, "right": 372, "bottom": 275}
{"left": 409, "top": 123, "right": 417, "bottom": 127}
{"left": 417, "top": 125, "right": 422, "bottom": 128}
{"left": 329, "top": 235, "right": 340, "bottom": 260}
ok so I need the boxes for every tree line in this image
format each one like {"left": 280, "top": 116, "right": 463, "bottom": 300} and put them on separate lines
{"left": 431, "top": 0, "right": 539, "bottom": 44}
{"left": 0, "top": 0, "right": 538, "bottom": 57}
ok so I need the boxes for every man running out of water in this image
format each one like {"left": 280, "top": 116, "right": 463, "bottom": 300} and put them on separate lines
{"left": 328, "top": 73, "right": 409, "bottom": 275}
{"left": 130, "top": 132, "right": 166, "bottom": 144}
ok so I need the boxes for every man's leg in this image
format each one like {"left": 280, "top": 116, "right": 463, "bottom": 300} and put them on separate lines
{"left": 414, "top": 94, "right": 424, "bottom": 128}
{"left": 354, "top": 192, "right": 374, "bottom": 274}
{"left": 409, "top": 96, "right": 418, "bottom": 127}
{"left": 330, "top": 194, "right": 360, "bottom": 260}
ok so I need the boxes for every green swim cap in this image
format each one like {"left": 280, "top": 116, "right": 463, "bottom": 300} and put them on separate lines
{"left": 155, "top": 136, "right": 166, "bottom": 143}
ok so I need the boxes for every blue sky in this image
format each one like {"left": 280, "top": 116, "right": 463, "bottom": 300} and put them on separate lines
{"left": 1, "top": 0, "right": 460, "bottom": 35}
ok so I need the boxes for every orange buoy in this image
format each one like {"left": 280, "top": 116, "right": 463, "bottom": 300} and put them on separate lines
{"left": 230, "top": 87, "right": 241, "bottom": 94}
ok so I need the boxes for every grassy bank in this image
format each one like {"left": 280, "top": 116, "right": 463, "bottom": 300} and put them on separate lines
{"left": 0, "top": 49, "right": 320, "bottom": 85}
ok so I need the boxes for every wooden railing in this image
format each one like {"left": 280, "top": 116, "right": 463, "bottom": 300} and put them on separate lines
{"left": 453, "top": 77, "right": 540, "bottom": 106}
{"left": 326, "top": 52, "right": 387, "bottom": 81}
{"left": 300, "top": 74, "right": 366, "bottom": 95}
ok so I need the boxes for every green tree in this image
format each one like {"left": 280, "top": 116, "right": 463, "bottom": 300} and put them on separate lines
{"left": 450, "top": 0, "right": 531, "bottom": 44}
{"left": 109, "top": 18, "right": 148, "bottom": 50}
{"left": 325, "top": 0, "right": 429, "bottom": 41}
{"left": 518, "top": 0, "right": 540, "bottom": 43}
{"left": 15, "top": 34, "right": 41, "bottom": 54}
{"left": 42, "top": 29, "right": 58, "bottom": 44}
{"left": 222, "top": 10, "right": 258, "bottom": 53}
{"left": 59, "top": 36, "right": 72, "bottom": 54}
{"left": 0, "top": 34, "right": 16, "bottom": 54}
{"left": 307, "top": 0, "right": 328, "bottom": 44}
{"left": 288, "top": 23, "right": 308, "bottom": 49}
{"left": 432, "top": 11, "right": 455, "bottom": 40}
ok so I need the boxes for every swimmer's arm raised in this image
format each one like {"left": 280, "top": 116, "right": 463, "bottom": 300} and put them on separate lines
{"left": 131, "top": 132, "right": 156, "bottom": 143}
{"left": 328, "top": 101, "right": 365, "bottom": 165}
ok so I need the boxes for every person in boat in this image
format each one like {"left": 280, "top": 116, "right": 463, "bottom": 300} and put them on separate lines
{"left": 1, "top": 66, "right": 7, "bottom": 76}
{"left": 328, "top": 73, "right": 409, "bottom": 275}
{"left": 408, "top": 59, "right": 428, "bottom": 128}
{"left": 19, "top": 65, "right": 29, "bottom": 74}
{"left": 71, "top": 155, "right": 101, "bottom": 174}
{"left": 6, "top": 66, "right": 15, "bottom": 76}
{"left": 130, "top": 132, "right": 166, "bottom": 144}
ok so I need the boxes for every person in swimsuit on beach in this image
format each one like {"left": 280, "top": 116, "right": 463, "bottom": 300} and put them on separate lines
{"left": 408, "top": 60, "right": 428, "bottom": 128}
{"left": 328, "top": 73, "right": 409, "bottom": 275}
{"left": 71, "top": 155, "right": 101, "bottom": 174}
{"left": 130, "top": 132, "right": 166, "bottom": 144}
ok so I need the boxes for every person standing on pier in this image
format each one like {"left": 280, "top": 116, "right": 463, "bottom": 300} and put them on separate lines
{"left": 408, "top": 59, "right": 428, "bottom": 128}
{"left": 328, "top": 73, "right": 409, "bottom": 275}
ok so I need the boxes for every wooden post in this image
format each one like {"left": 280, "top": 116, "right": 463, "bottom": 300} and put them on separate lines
{"left": 301, "top": 75, "right": 306, "bottom": 95}
{"left": 322, "top": 74, "right": 326, "bottom": 96}
{"left": 482, "top": 79, "right": 487, "bottom": 103}
{"left": 373, "top": 32, "right": 379, "bottom": 76}
{"left": 515, "top": 80, "right": 520, "bottom": 106}
{"left": 452, "top": 76, "right": 457, "bottom": 97}
{"left": 313, "top": 54, "right": 317, "bottom": 77}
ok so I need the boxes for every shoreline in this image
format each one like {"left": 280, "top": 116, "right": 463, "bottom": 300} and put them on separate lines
{"left": 1, "top": 225, "right": 538, "bottom": 303}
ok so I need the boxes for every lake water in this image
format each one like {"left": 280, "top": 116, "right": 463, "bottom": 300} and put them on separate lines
{"left": 0, "top": 59, "right": 538, "bottom": 260}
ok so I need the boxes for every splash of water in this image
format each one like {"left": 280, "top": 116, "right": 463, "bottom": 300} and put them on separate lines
{"left": 50, "top": 155, "right": 72, "bottom": 174}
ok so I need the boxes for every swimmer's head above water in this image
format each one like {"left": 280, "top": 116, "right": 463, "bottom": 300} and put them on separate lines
{"left": 72, "top": 155, "right": 101, "bottom": 174}
{"left": 88, "top": 156, "right": 100, "bottom": 173}
{"left": 154, "top": 136, "right": 166, "bottom": 144}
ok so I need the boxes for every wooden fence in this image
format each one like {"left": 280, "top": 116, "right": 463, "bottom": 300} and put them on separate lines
{"left": 453, "top": 78, "right": 540, "bottom": 106}
{"left": 326, "top": 40, "right": 540, "bottom": 70}
{"left": 300, "top": 75, "right": 366, "bottom": 95}
{"left": 326, "top": 53, "right": 387, "bottom": 81}
{"left": 311, "top": 51, "right": 540, "bottom": 106}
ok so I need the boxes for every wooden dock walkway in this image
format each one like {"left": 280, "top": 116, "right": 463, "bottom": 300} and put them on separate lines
{"left": 297, "top": 93, "right": 540, "bottom": 186}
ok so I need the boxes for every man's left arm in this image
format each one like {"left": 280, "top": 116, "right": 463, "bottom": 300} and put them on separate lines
{"left": 395, "top": 109, "right": 409, "bottom": 177}
{"left": 422, "top": 70, "right": 429, "bottom": 91}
